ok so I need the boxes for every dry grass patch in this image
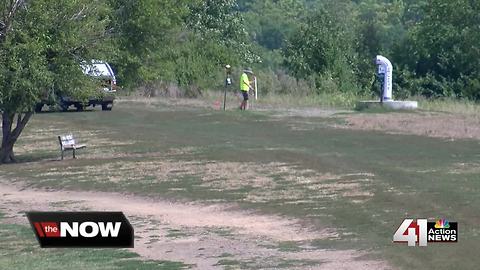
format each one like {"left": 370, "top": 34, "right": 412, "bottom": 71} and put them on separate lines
{"left": 338, "top": 112, "right": 480, "bottom": 140}
{"left": 30, "top": 154, "right": 376, "bottom": 207}
{"left": 448, "top": 162, "right": 480, "bottom": 175}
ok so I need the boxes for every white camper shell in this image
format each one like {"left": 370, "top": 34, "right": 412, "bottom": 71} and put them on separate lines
{"left": 81, "top": 60, "right": 117, "bottom": 93}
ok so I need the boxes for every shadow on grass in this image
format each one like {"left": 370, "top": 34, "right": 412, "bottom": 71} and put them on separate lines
{"left": 7, "top": 152, "right": 59, "bottom": 165}
{"left": 36, "top": 109, "right": 98, "bottom": 114}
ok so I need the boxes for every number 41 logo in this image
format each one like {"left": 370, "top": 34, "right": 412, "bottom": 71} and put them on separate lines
{"left": 393, "top": 219, "right": 428, "bottom": 247}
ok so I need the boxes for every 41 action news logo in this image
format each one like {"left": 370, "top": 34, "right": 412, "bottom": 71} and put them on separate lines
{"left": 393, "top": 218, "right": 458, "bottom": 247}
{"left": 27, "top": 212, "right": 134, "bottom": 248}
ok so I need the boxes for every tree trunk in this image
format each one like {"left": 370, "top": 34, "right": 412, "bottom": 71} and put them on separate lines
{"left": 0, "top": 141, "right": 15, "bottom": 163}
{"left": 0, "top": 111, "right": 33, "bottom": 164}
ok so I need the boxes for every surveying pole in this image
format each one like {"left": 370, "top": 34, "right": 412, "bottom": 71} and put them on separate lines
{"left": 254, "top": 76, "right": 258, "bottom": 100}
{"left": 249, "top": 76, "right": 258, "bottom": 110}
{"left": 224, "top": 64, "right": 232, "bottom": 111}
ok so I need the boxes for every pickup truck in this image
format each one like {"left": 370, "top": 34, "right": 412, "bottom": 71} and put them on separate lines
{"left": 35, "top": 61, "right": 117, "bottom": 112}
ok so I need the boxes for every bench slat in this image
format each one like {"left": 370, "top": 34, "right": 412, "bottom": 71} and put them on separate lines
{"left": 58, "top": 134, "right": 86, "bottom": 159}
{"left": 63, "top": 144, "right": 87, "bottom": 150}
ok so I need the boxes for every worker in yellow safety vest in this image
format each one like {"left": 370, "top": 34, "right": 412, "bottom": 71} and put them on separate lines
{"left": 239, "top": 67, "right": 254, "bottom": 110}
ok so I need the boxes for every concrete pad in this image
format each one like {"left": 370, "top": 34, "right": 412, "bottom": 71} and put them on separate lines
{"left": 356, "top": 100, "right": 418, "bottom": 111}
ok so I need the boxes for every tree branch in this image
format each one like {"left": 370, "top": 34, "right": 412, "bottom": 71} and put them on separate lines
{"left": 70, "top": 5, "right": 87, "bottom": 21}
{"left": 16, "top": 112, "right": 21, "bottom": 128}
{"left": 11, "top": 111, "right": 32, "bottom": 139}
{"left": 0, "top": 0, "right": 25, "bottom": 41}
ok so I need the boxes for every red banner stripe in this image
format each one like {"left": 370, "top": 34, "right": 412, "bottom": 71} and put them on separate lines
{"left": 34, "top": 222, "right": 45, "bottom": 238}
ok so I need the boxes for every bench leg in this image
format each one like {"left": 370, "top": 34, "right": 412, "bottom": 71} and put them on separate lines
{"left": 73, "top": 148, "right": 76, "bottom": 159}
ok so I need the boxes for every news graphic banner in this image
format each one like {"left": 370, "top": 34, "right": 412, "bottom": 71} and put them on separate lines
{"left": 27, "top": 212, "right": 134, "bottom": 248}
{"left": 393, "top": 218, "right": 458, "bottom": 247}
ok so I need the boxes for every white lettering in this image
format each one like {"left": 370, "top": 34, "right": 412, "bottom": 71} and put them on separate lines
{"left": 79, "top": 222, "right": 99, "bottom": 238}
{"left": 60, "top": 222, "right": 78, "bottom": 237}
{"left": 98, "top": 222, "right": 121, "bottom": 237}
{"left": 441, "top": 235, "right": 452, "bottom": 241}
{"left": 60, "top": 222, "right": 122, "bottom": 238}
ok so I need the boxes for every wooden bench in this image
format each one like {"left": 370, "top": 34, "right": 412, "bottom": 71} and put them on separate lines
{"left": 58, "top": 134, "right": 86, "bottom": 160}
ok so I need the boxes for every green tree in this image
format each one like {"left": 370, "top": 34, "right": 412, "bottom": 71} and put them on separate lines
{"left": 0, "top": 0, "right": 112, "bottom": 163}
{"left": 110, "top": 0, "right": 252, "bottom": 94}
{"left": 397, "top": 0, "right": 480, "bottom": 98}
{"left": 356, "top": 0, "right": 406, "bottom": 57}
{"left": 187, "top": 0, "right": 255, "bottom": 63}
{"left": 283, "top": 1, "right": 360, "bottom": 93}
{"left": 244, "top": 0, "right": 304, "bottom": 50}
{"left": 108, "top": 0, "right": 189, "bottom": 88}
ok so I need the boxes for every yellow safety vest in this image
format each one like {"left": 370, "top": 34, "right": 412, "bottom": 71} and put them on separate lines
{"left": 240, "top": 73, "right": 250, "bottom": 92}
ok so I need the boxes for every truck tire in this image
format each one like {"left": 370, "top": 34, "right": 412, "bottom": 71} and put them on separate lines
{"left": 60, "top": 103, "right": 69, "bottom": 112}
{"left": 102, "top": 103, "right": 113, "bottom": 111}
{"left": 75, "top": 103, "right": 84, "bottom": 112}
{"left": 34, "top": 103, "right": 43, "bottom": 113}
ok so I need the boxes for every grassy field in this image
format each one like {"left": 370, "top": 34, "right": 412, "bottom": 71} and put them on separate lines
{"left": 1, "top": 98, "right": 479, "bottom": 269}
{"left": 0, "top": 212, "right": 187, "bottom": 270}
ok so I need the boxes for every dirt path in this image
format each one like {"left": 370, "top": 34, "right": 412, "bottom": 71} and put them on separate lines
{"left": 0, "top": 182, "right": 391, "bottom": 270}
